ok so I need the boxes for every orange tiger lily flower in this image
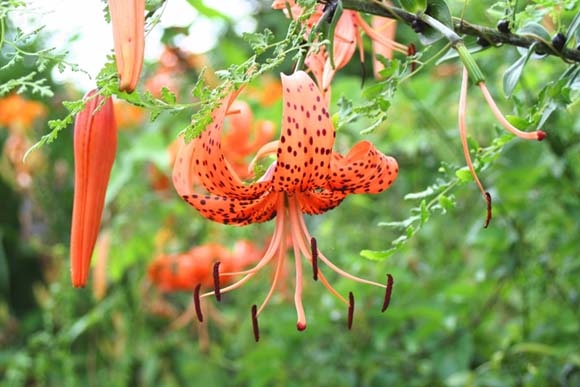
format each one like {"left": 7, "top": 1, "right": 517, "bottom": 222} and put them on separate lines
{"left": 70, "top": 90, "right": 117, "bottom": 287}
{"left": 173, "top": 71, "right": 397, "bottom": 340}
{"left": 108, "top": 0, "right": 145, "bottom": 92}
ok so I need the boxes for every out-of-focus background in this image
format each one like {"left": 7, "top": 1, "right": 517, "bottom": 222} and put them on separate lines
{"left": 1, "top": 1, "right": 579, "bottom": 386}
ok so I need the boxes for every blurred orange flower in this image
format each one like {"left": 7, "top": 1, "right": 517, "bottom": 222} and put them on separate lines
{"left": 148, "top": 240, "right": 262, "bottom": 293}
{"left": 113, "top": 100, "right": 144, "bottom": 130}
{"left": 0, "top": 94, "right": 46, "bottom": 133}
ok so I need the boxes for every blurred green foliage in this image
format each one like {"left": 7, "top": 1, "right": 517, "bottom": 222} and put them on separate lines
{"left": 1, "top": 0, "right": 579, "bottom": 386}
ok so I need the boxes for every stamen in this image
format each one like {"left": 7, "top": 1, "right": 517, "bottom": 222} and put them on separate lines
{"left": 295, "top": 201, "right": 387, "bottom": 289}
{"left": 257, "top": 232, "right": 286, "bottom": 315}
{"left": 251, "top": 304, "right": 260, "bottom": 342}
{"left": 310, "top": 237, "right": 319, "bottom": 281}
{"left": 381, "top": 274, "right": 394, "bottom": 312}
{"left": 213, "top": 261, "right": 222, "bottom": 302}
{"left": 193, "top": 283, "right": 203, "bottom": 322}
{"left": 478, "top": 81, "right": 547, "bottom": 141}
{"left": 460, "top": 67, "right": 493, "bottom": 227}
{"left": 354, "top": 13, "right": 408, "bottom": 54}
{"left": 347, "top": 291, "right": 355, "bottom": 330}
{"left": 200, "top": 194, "right": 286, "bottom": 299}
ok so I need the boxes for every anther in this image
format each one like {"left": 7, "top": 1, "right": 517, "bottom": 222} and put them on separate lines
{"left": 381, "top": 274, "right": 394, "bottom": 312}
{"left": 484, "top": 192, "right": 492, "bottom": 229}
{"left": 297, "top": 322, "right": 307, "bottom": 331}
{"left": 213, "top": 261, "right": 222, "bottom": 302}
{"left": 407, "top": 44, "right": 417, "bottom": 72}
{"left": 251, "top": 304, "right": 260, "bottom": 342}
{"left": 193, "top": 284, "right": 203, "bottom": 322}
{"left": 310, "top": 237, "right": 319, "bottom": 281}
{"left": 347, "top": 291, "right": 355, "bottom": 330}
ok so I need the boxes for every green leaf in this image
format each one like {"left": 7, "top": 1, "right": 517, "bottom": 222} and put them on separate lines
{"left": 243, "top": 29, "right": 275, "bottom": 55}
{"left": 503, "top": 43, "right": 536, "bottom": 98}
{"left": 455, "top": 168, "right": 473, "bottom": 182}
{"left": 360, "top": 248, "right": 397, "bottom": 261}
{"left": 399, "top": 0, "right": 427, "bottom": 13}
{"left": 418, "top": 0, "right": 453, "bottom": 45}
{"left": 565, "top": 8, "right": 580, "bottom": 47}
{"left": 160, "top": 87, "right": 177, "bottom": 105}
{"left": 184, "top": 0, "right": 229, "bottom": 20}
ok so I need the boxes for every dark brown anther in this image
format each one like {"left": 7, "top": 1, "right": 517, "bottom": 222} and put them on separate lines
{"left": 347, "top": 291, "right": 355, "bottom": 330}
{"left": 381, "top": 274, "right": 394, "bottom": 312}
{"left": 213, "top": 261, "right": 222, "bottom": 302}
{"left": 484, "top": 192, "right": 492, "bottom": 229}
{"left": 407, "top": 44, "right": 417, "bottom": 72}
{"left": 193, "top": 284, "right": 203, "bottom": 323}
{"left": 310, "top": 237, "right": 318, "bottom": 281}
{"left": 251, "top": 304, "right": 260, "bottom": 342}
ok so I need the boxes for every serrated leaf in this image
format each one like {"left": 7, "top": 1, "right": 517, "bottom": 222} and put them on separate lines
{"left": 438, "top": 194, "right": 455, "bottom": 211}
{"left": 161, "top": 87, "right": 177, "bottom": 104}
{"left": 455, "top": 167, "right": 473, "bottom": 182}
{"left": 243, "top": 29, "right": 274, "bottom": 55}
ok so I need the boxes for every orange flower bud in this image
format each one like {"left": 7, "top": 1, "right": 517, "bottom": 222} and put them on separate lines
{"left": 70, "top": 90, "right": 117, "bottom": 287}
{"left": 108, "top": 0, "right": 145, "bottom": 92}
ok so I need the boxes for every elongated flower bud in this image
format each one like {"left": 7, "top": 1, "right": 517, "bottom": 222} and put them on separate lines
{"left": 70, "top": 90, "right": 117, "bottom": 287}
{"left": 109, "top": 0, "right": 145, "bottom": 92}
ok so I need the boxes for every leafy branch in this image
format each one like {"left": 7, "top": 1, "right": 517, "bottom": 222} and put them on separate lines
{"left": 341, "top": 0, "right": 580, "bottom": 63}
{"left": 360, "top": 134, "right": 513, "bottom": 261}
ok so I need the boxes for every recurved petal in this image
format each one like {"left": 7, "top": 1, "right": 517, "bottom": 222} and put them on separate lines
{"left": 296, "top": 190, "right": 347, "bottom": 215}
{"left": 272, "top": 71, "right": 335, "bottom": 193}
{"left": 172, "top": 92, "right": 269, "bottom": 201}
{"left": 329, "top": 140, "right": 398, "bottom": 194}
{"left": 180, "top": 191, "right": 279, "bottom": 226}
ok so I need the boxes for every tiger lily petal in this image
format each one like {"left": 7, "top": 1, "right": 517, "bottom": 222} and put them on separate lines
{"left": 70, "top": 91, "right": 117, "bottom": 287}
{"left": 173, "top": 71, "right": 397, "bottom": 339}
{"left": 108, "top": 0, "right": 145, "bottom": 92}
